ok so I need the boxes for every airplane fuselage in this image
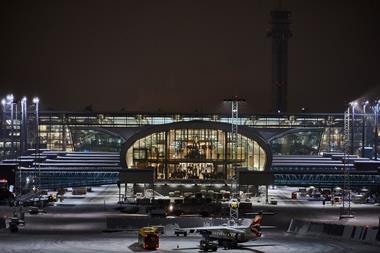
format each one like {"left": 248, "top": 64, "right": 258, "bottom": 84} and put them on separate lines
{"left": 207, "top": 227, "right": 257, "bottom": 244}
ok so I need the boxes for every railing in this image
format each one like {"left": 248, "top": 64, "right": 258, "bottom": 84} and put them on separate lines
{"left": 274, "top": 173, "right": 380, "bottom": 187}
{"left": 14, "top": 169, "right": 380, "bottom": 190}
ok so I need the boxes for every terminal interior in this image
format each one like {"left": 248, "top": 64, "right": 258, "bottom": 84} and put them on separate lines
{"left": 125, "top": 129, "right": 266, "bottom": 180}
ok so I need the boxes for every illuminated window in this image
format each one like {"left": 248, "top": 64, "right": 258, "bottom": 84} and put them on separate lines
{"left": 126, "top": 128, "right": 267, "bottom": 180}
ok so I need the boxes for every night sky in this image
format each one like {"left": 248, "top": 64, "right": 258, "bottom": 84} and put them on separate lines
{"left": 0, "top": 0, "right": 379, "bottom": 113}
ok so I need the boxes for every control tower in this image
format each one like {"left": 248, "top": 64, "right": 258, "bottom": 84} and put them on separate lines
{"left": 267, "top": 9, "right": 292, "bottom": 113}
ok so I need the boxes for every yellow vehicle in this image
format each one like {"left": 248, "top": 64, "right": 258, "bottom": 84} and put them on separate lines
{"left": 138, "top": 226, "right": 159, "bottom": 250}
{"left": 48, "top": 193, "right": 57, "bottom": 202}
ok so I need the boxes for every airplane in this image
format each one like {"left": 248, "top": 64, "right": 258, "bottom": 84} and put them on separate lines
{"left": 181, "top": 211, "right": 275, "bottom": 251}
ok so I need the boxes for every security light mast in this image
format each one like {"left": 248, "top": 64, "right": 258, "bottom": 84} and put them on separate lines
{"left": 224, "top": 97, "right": 246, "bottom": 224}
{"left": 224, "top": 97, "right": 246, "bottom": 160}
{"left": 340, "top": 103, "right": 355, "bottom": 219}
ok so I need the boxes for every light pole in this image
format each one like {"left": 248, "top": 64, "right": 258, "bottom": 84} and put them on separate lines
{"left": 6, "top": 94, "right": 15, "bottom": 159}
{"left": 349, "top": 102, "right": 357, "bottom": 155}
{"left": 223, "top": 97, "right": 246, "bottom": 175}
{"left": 361, "top": 101, "right": 369, "bottom": 157}
{"left": 1, "top": 99, "right": 5, "bottom": 157}
{"left": 21, "top": 97, "right": 28, "bottom": 155}
{"left": 33, "top": 97, "right": 40, "bottom": 193}
{"left": 340, "top": 102, "right": 356, "bottom": 219}
{"left": 375, "top": 100, "right": 380, "bottom": 160}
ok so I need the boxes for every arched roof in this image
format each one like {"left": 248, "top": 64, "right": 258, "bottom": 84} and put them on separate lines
{"left": 120, "top": 120, "right": 272, "bottom": 170}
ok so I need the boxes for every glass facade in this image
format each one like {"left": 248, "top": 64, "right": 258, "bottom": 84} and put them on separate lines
{"left": 1, "top": 110, "right": 380, "bottom": 160}
{"left": 39, "top": 124, "right": 73, "bottom": 151}
{"left": 32, "top": 112, "right": 347, "bottom": 156}
{"left": 319, "top": 127, "right": 344, "bottom": 153}
{"left": 125, "top": 128, "right": 266, "bottom": 180}
{"left": 270, "top": 130, "right": 323, "bottom": 155}
{"left": 71, "top": 129, "right": 124, "bottom": 152}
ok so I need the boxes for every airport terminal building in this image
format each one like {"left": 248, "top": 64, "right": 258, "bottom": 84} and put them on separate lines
{"left": 1, "top": 109, "right": 380, "bottom": 191}
{"left": 1, "top": 110, "right": 379, "bottom": 184}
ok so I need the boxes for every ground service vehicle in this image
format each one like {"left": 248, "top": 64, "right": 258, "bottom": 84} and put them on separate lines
{"left": 48, "top": 193, "right": 57, "bottom": 202}
{"left": 0, "top": 179, "right": 15, "bottom": 205}
{"left": 138, "top": 226, "right": 159, "bottom": 250}
{"left": 9, "top": 217, "right": 19, "bottom": 233}
{"left": 72, "top": 187, "right": 87, "bottom": 195}
{"left": 174, "top": 228, "right": 188, "bottom": 236}
{"left": 200, "top": 240, "right": 217, "bottom": 252}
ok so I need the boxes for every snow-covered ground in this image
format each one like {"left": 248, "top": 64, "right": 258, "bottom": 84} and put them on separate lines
{"left": 0, "top": 231, "right": 379, "bottom": 253}
{"left": 51, "top": 185, "right": 121, "bottom": 206}
{"left": 253, "top": 186, "right": 379, "bottom": 208}
{"left": 0, "top": 185, "right": 379, "bottom": 252}
{"left": 54, "top": 185, "right": 379, "bottom": 209}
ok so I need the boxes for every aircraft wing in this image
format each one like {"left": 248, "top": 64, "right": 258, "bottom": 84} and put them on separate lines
{"left": 184, "top": 225, "right": 246, "bottom": 234}
{"left": 233, "top": 225, "right": 276, "bottom": 230}
{"left": 245, "top": 212, "right": 276, "bottom": 216}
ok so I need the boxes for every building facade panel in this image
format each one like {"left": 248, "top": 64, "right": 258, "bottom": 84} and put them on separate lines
{"left": 120, "top": 121, "right": 272, "bottom": 181}
{"left": 2, "top": 110, "right": 379, "bottom": 161}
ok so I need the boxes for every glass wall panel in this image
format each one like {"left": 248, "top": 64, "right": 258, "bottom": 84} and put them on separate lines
{"left": 126, "top": 128, "right": 267, "bottom": 180}
{"left": 319, "top": 127, "right": 344, "bottom": 152}
{"left": 71, "top": 129, "right": 123, "bottom": 152}
{"left": 270, "top": 130, "right": 323, "bottom": 155}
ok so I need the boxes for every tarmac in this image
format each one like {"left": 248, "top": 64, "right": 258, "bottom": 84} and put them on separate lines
{"left": 0, "top": 230, "right": 379, "bottom": 253}
{"left": 0, "top": 185, "right": 379, "bottom": 252}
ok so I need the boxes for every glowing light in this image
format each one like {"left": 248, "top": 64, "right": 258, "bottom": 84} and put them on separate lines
{"left": 6, "top": 94, "right": 14, "bottom": 102}
{"left": 349, "top": 101, "right": 358, "bottom": 107}
{"left": 33, "top": 97, "right": 40, "bottom": 103}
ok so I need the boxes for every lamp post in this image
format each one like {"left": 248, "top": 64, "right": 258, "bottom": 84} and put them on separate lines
{"left": 21, "top": 97, "right": 28, "bottom": 155}
{"left": 340, "top": 102, "right": 356, "bottom": 219}
{"left": 223, "top": 97, "right": 246, "bottom": 175}
{"left": 33, "top": 97, "right": 40, "bottom": 193}
{"left": 6, "top": 94, "right": 15, "bottom": 159}
{"left": 375, "top": 100, "right": 380, "bottom": 160}
{"left": 1, "top": 99, "right": 5, "bottom": 156}
{"left": 18, "top": 96, "right": 28, "bottom": 195}
{"left": 349, "top": 102, "right": 357, "bottom": 155}
{"left": 361, "top": 101, "right": 369, "bottom": 157}
{"left": 223, "top": 96, "right": 246, "bottom": 208}
{"left": 223, "top": 97, "right": 246, "bottom": 158}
